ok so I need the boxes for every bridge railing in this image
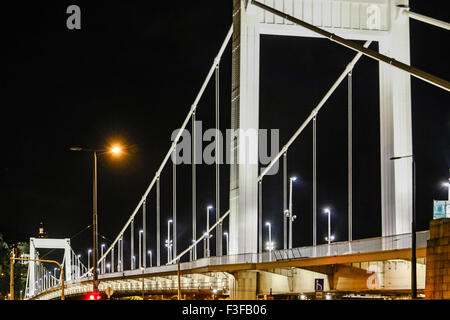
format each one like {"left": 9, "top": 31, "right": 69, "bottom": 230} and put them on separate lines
{"left": 273, "top": 231, "right": 429, "bottom": 261}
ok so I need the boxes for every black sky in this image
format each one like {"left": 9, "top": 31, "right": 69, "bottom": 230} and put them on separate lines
{"left": 1, "top": 1, "right": 449, "bottom": 266}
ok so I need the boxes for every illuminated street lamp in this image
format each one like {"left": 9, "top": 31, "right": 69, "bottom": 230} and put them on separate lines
{"left": 70, "top": 143, "right": 124, "bottom": 293}
{"left": 101, "top": 244, "right": 106, "bottom": 274}
{"left": 265, "top": 222, "right": 274, "bottom": 261}
{"left": 206, "top": 206, "right": 213, "bottom": 257}
{"left": 442, "top": 181, "right": 450, "bottom": 202}
{"left": 166, "top": 220, "right": 173, "bottom": 263}
{"left": 288, "top": 177, "right": 298, "bottom": 249}
{"left": 147, "top": 250, "right": 152, "bottom": 267}
{"left": 139, "top": 230, "right": 143, "bottom": 268}
{"left": 77, "top": 254, "right": 81, "bottom": 279}
{"left": 324, "top": 209, "right": 332, "bottom": 245}
{"left": 87, "top": 249, "right": 92, "bottom": 276}
{"left": 203, "top": 232, "right": 213, "bottom": 258}
{"left": 223, "top": 232, "right": 229, "bottom": 255}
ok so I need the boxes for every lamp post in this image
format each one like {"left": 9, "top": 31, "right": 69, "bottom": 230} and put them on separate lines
{"left": 87, "top": 249, "right": 92, "bottom": 276}
{"left": 118, "top": 238, "right": 122, "bottom": 272}
{"left": 166, "top": 220, "right": 173, "bottom": 263}
{"left": 148, "top": 250, "right": 152, "bottom": 268}
{"left": 223, "top": 232, "right": 229, "bottom": 255}
{"left": 288, "top": 177, "right": 297, "bottom": 249}
{"left": 203, "top": 233, "right": 213, "bottom": 258}
{"left": 100, "top": 244, "right": 105, "bottom": 274}
{"left": 139, "top": 230, "right": 143, "bottom": 269}
{"left": 324, "top": 208, "right": 332, "bottom": 245}
{"left": 70, "top": 144, "right": 123, "bottom": 293}
{"left": 206, "top": 206, "right": 213, "bottom": 257}
{"left": 443, "top": 181, "right": 450, "bottom": 202}
{"left": 443, "top": 180, "right": 450, "bottom": 217}
{"left": 203, "top": 235, "right": 207, "bottom": 258}
{"left": 265, "top": 222, "right": 273, "bottom": 260}
{"left": 324, "top": 208, "right": 333, "bottom": 256}
{"left": 77, "top": 254, "right": 81, "bottom": 279}
{"left": 390, "top": 154, "right": 416, "bottom": 299}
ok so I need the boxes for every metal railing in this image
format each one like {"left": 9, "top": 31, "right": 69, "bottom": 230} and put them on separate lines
{"left": 29, "top": 231, "right": 429, "bottom": 299}
{"left": 273, "top": 231, "right": 429, "bottom": 261}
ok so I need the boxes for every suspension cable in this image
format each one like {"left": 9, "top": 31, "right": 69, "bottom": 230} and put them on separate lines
{"left": 94, "top": 25, "right": 234, "bottom": 269}
{"left": 258, "top": 41, "right": 372, "bottom": 181}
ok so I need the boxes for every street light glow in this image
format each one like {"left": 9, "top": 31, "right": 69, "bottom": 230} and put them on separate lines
{"left": 111, "top": 146, "right": 122, "bottom": 154}
{"left": 290, "top": 176, "right": 297, "bottom": 181}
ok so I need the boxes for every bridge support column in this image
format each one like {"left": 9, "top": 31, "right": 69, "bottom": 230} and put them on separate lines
{"left": 229, "top": 0, "right": 260, "bottom": 256}
{"left": 379, "top": 1, "right": 412, "bottom": 237}
{"left": 230, "top": 271, "right": 258, "bottom": 300}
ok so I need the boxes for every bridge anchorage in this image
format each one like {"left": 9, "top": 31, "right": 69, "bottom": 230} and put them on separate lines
{"left": 20, "top": 0, "right": 449, "bottom": 300}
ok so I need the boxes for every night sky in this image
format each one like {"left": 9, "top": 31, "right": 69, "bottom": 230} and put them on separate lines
{"left": 1, "top": 1, "right": 449, "bottom": 267}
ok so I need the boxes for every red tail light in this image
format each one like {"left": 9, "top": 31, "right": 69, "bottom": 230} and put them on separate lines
{"left": 86, "top": 292, "right": 102, "bottom": 300}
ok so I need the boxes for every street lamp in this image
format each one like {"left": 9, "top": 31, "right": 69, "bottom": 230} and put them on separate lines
{"left": 442, "top": 181, "right": 450, "bottom": 202}
{"left": 203, "top": 232, "right": 213, "bottom": 258}
{"left": 147, "top": 250, "right": 152, "bottom": 268}
{"left": 223, "top": 232, "right": 229, "bottom": 255}
{"left": 101, "top": 244, "right": 106, "bottom": 274}
{"left": 106, "top": 263, "right": 110, "bottom": 273}
{"left": 265, "top": 222, "right": 273, "bottom": 260}
{"left": 390, "top": 154, "right": 416, "bottom": 299}
{"left": 87, "top": 249, "right": 92, "bottom": 276}
{"left": 70, "top": 144, "right": 124, "bottom": 293}
{"left": 443, "top": 181, "right": 450, "bottom": 217}
{"left": 166, "top": 220, "right": 173, "bottom": 263}
{"left": 206, "top": 206, "right": 213, "bottom": 257}
{"left": 77, "top": 254, "right": 81, "bottom": 279}
{"left": 118, "top": 238, "right": 123, "bottom": 272}
{"left": 324, "top": 208, "right": 332, "bottom": 245}
{"left": 288, "top": 177, "right": 298, "bottom": 249}
{"left": 139, "top": 230, "right": 143, "bottom": 268}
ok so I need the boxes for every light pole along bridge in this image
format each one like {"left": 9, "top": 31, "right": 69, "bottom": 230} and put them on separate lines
{"left": 24, "top": 0, "right": 449, "bottom": 300}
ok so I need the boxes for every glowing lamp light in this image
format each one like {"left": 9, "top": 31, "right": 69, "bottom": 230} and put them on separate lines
{"left": 111, "top": 146, "right": 121, "bottom": 154}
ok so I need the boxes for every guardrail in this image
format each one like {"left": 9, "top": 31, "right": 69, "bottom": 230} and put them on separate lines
{"left": 29, "top": 231, "right": 429, "bottom": 299}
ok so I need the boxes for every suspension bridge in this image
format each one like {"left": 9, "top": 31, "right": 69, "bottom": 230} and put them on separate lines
{"left": 19, "top": 0, "right": 449, "bottom": 300}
